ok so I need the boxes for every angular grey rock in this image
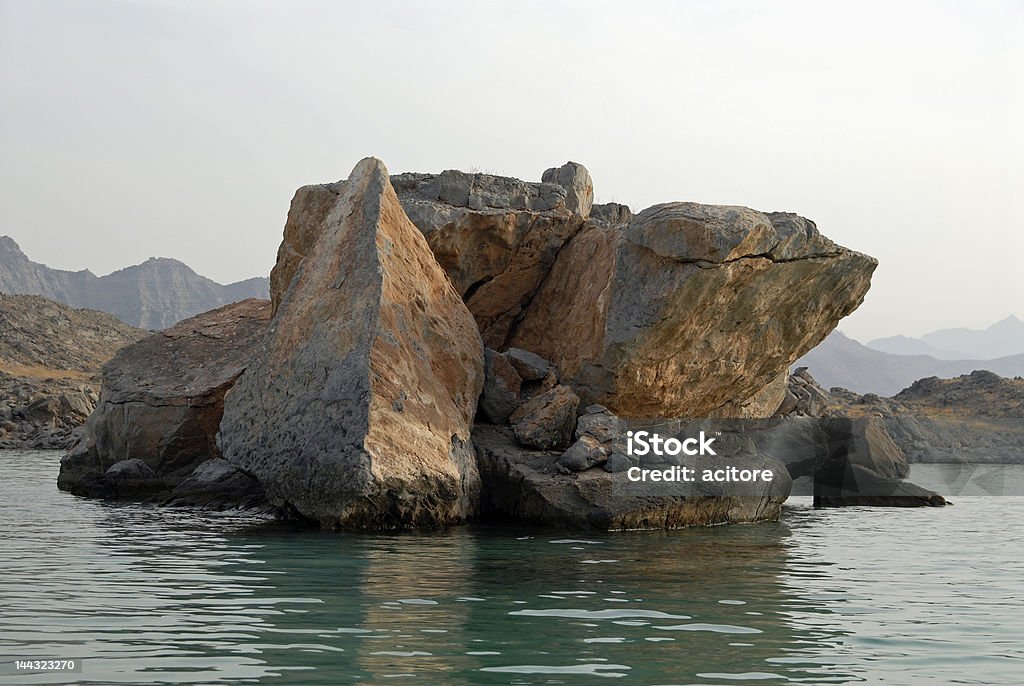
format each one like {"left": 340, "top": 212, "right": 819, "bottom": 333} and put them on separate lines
{"left": 590, "top": 202, "right": 632, "bottom": 226}
{"left": 603, "top": 450, "right": 637, "bottom": 473}
{"left": 104, "top": 458, "right": 156, "bottom": 480}
{"left": 219, "top": 157, "right": 485, "bottom": 529}
{"left": 504, "top": 347, "right": 550, "bottom": 381}
{"left": 558, "top": 435, "right": 610, "bottom": 472}
{"left": 101, "top": 458, "right": 165, "bottom": 496}
{"left": 541, "top": 162, "right": 594, "bottom": 218}
{"left": 509, "top": 385, "right": 580, "bottom": 451}
{"left": 480, "top": 348, "right": 522, "bottom": 424}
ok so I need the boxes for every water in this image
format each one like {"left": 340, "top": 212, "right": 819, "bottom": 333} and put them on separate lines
{"left": 2, "top": 452, "right": 1023, "bottom": 685}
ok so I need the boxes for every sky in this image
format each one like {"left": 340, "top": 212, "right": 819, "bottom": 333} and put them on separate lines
{"left": 1, "top": 0, "right": 1021, "bottom": 342}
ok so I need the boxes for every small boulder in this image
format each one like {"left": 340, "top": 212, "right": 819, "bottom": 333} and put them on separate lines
{"left": 509, "top": 385, "right": 580, "bottom": 451}
{"left": 102, "top": 458, "right": 165, "bottom": 497}
{"left": 558, "top": 435, "right": 610, "bottom": 472}
{"left": 575, "top": 406, "right": 626, "bottom": 444}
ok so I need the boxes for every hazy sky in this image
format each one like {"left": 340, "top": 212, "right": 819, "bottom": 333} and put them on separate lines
{"left": 1, "top": 0, "right": 1021, "bottom": 341}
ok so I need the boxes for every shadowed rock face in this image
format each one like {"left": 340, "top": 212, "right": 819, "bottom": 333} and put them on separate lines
{"left": 219, "top": 157, "right": 485, "bottom": 529}
{"left": 57, "top": 299, "right": 271, "bottom": 497}
{"left": 508, "top": 205, "right": 876, "bottom": 418}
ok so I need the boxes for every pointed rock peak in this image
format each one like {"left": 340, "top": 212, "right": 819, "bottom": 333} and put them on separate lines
{"left": 991, "top": 314, "right": 1024, "bottom": 329}
{"left": 349, "top": 156, "right": 390, "bottom": 183}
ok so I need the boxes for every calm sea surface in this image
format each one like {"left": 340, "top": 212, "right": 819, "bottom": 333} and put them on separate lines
{"left": 1, "top": 452, "right": 1022, "bottom": 685}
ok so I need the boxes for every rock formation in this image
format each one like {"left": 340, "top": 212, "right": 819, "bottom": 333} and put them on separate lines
{"left": 57, "top": 299, "right": 271, "bottom": 498}
{"left": 218, "top": 158, "right": 485, "bottom": 529}
{"left": 58, "top": 157, "right": 912, "bottom": 527}
{"left": 830, "top": 370, "right": 1024, "bottom": 465}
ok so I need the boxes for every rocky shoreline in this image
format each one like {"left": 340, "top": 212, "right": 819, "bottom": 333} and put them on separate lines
{"left": 0, "top": 294, "right": 147, "bottom": 449}
{"left": 55, "top": 158, "right": 947, "bottom": 528}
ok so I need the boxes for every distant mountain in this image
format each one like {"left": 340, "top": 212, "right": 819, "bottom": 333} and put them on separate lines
{"left": 867, "top": 315, "right": 1024, "bottom": 360}
{"left": 796, "top": 331, "right": 1024, "bottom": 395}
{"left": 864, "top": 335, "right": 965, "bottom": 359}
{"left": 0, "top": 235, "right": 269, "bottom": 329}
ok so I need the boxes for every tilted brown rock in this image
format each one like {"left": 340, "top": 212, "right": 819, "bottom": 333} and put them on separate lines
{"left": 508, "top": 203, "right": 877, "bottom": 418}
{"left": 57, "top": 299, "right": 271, "bottom": 497}
{"left": 219, "top": 157, "right": 485, "bottom": 529}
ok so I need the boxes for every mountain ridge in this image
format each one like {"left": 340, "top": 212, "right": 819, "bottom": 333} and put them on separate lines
{"left": 0, "top": 235, "right": 269, "bottom": 329}
{"left": 867, "top": 315, "right": 1024, "bottom": 360}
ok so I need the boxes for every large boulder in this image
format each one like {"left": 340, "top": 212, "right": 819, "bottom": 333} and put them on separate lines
{"left": 508, "top": 204, "right": 876, "bottom": 418}
{"left": 57, "top": 299, "right": 271, "bottom": 498}
{"left": 509, "top": 385, "right": 580, "bottom": 451}
{"left": 218, "top": 157, "right": 485, "bottom": 529}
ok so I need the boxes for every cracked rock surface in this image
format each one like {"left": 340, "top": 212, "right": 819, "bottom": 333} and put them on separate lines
{"left": 509, "top": 204, "right": 876, "bottom": 417}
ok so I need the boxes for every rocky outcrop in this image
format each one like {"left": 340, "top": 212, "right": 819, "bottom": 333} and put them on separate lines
{"left": 58, "top": 157, "right": 895, "bottom": 527}
{"left": 0, "top": 235, "right": 269, "bottom": 329}
{"left": 509, "top": 205, "right": 876, "bottom": 417}
{"left": 57, "top": 299, "right": 271, "bottom": 498}
{"left": 219, "top": 158, "right": 485, "bottom": 529}
{"left": 830, "top": 370, "right": 1024, "bottom": 464}
{"left": 0, "top": 293, "right": 147, "bottom": 449}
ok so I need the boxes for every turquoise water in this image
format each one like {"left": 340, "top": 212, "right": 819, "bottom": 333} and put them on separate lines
{"left": 1, "top": 452, "right": 1023, "bottom": 685}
